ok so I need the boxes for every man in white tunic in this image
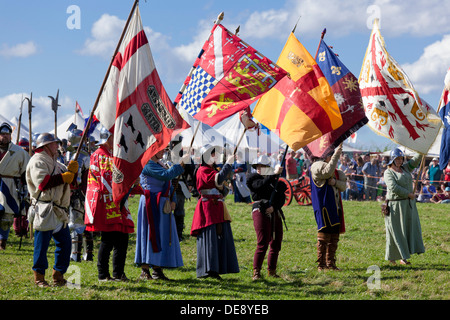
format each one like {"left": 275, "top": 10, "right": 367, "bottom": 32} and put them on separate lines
{"left": 26, "top": 133, "right": 78, "bottom": 287}
{"left": 0, "top": 122, "right": 30, "bottom": 249}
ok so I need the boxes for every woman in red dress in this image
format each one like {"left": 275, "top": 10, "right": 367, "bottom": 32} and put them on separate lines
{"left": 190, "top": 145, "right": 239, "bottom": 279}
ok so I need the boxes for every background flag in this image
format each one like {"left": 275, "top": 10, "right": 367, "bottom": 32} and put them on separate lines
{"left": 174, "top": 23, "right": 287, "bottom": 127}
{"left": 75, "top": 101, "right": 84, "bottom": 116}
{"left": 303, "top": 40, "right": 368, "bottom": 158}
{"left": 438, "top": 68, "right": 450, "bottom": 169}
{"left": 94, "top": 6, "right": 189, "bottom": 204}
{"left": 359, "top": 19, "right": 441, "bottom": 154}
{"left": 252, "top": 32, "right": 342, "bottom": 151}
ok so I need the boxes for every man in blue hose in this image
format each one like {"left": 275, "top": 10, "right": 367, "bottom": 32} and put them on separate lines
{"left": 310, "top": 143, "right": 346, "bottom": 271}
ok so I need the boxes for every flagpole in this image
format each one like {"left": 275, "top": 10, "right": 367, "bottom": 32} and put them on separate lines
{"left": 413, "top": 156, "right": 426, "bottom": 195}
{"left": 232, "top": 128, "right": 247, "bottom": 156}
{"left": 314, "top": 28, "right": 327, "bottom": 60}
{"left": 74, "top": 0, "right": 139, "bottom": 161}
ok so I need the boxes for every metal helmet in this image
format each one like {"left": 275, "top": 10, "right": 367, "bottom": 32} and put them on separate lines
{"left": 18, "top": 137, "right": 29, "bottom": 147}
{"left": 0, "top": 122, "right": 12, "bottom": 134}
{"left": 67, "top": 129, "right": 83, "bottom": 147}
{"left": 388, "top": 148, "right": 405, "bottom": 165}
{"left": 251, "top": 155, "right": 271, "bottom": 168}
{"left": 35, "top": 133, "right": 58, "bottom": 149}
{"left": 96, "top": 127, "right": 111, "bottom": 145}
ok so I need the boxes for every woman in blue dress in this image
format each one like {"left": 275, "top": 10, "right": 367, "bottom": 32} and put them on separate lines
{"left": 135, "top": 148, "right": 184, "bottom": 280}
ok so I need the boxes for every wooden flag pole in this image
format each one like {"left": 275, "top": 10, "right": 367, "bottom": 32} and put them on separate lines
{"left": 413, "top": 155, "right": 426, "bottom": 195}
{"left": 74, "top": 0, "right": 139, "bottom": 161}
{"left": 314, "top": 28, "right": 327, "bottom": 60}
{"left": 232, "top": 128, "right": 247, "bottom": 156}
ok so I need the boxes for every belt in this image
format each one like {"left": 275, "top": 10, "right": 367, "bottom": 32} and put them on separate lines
{"left": 200, "top": 188, "right": 221, "bottom": 196}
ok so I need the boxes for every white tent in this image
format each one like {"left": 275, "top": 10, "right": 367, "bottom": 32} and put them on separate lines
{"left": 51, "top": 112, "right": 101, "bottom": 142}
{"left": 0, "top": 114, "right": 30, "bottom": 144}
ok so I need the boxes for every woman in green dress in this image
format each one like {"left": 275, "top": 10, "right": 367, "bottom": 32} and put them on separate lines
{"left": 383, "top": 148, "right": 425, "bottom": 265}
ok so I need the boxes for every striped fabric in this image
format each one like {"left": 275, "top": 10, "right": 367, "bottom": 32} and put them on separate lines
{"left": 252, "top": 32, "right": 342, "bottom": 151}
{"left": 94, "top": 6, "right": 189, "bottom": 204}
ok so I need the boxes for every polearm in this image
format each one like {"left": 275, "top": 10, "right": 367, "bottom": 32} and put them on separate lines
{"left": 74, "top": 0, "right": 140, "bottom": 161}
{"left": 269, "top": 144, "right": 289, "bottom": 240}
{"left": 48, "top": 89, "right": 60, "bottom": 138}
{"left": 16, "top": 95, "right": 24, "bottom": 144}
{"left": 23, "top": 92, "right": 34, "bottom": 239}
{"left": 24, "top": 93, "right": 34, "bottom": 157}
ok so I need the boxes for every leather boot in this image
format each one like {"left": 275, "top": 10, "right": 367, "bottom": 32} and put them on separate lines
{"left": 252, "top": 268, "right": 261, "bottom": 281}
{"left": 52, "top": 269, "right": 67, "bottom": 287}
{"left": 0, "top": 239, "right": 6, "bottom": 250}
{"left": 139, "top": 267, "right": 152, "bottom": 280}
{"left": 326, "top": 233, "right": 341, "bottom": 271}
{"left": 268, "top": 269, "right": 280, "bottom": 278}
{"left": 152, "top": 267, "right": 169, "bottom": 280}
{"left": 316, "top": 232, "right": 329, "bottom": 271}
{"left": 33, "top": 271, "right": 49, "bottom": 288}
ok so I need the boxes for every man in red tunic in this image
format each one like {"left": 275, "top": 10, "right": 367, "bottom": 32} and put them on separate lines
{"left": 84, "top": 128, "right": 141, "bottom": 281}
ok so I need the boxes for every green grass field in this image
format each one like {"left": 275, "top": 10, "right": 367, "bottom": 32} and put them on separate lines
{"left": 0, "top": 195, "right": 448, "bottom": 302}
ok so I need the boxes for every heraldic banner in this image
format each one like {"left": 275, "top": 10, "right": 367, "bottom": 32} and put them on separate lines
{"left": 438, "top": 68, "right": 450, "bottom": 169}
{"left": 252, "top": 32, "right": 343, "bottom": 152}
{"left": 359, "top": 19, "right": 441, "bottom": 155}
{"left": 174, "top": 23, "right": 287, "bottom": 127}
{"left": 303, "top": 39, "right": 368, "bottom": 158}
{"left": 94, "top": 5, "right": 189, "bottom": 204}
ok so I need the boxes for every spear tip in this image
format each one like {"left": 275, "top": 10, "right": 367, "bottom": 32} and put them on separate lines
{"left": 215, "top": 12, "right": 224, "bottom": 24}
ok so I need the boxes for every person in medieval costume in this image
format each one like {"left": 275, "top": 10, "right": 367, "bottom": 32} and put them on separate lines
{"left": 231, "top": 152, "right": 252, "bottom": 203}
{"left": 135, "top": 146, "right": 188, "bottom": 280}
{"left": 26, "top": 133, "right": 78, "bottom": 287}
{"left": 66, "top": 128, "right": 93, "bottom": 262}
{"left": 0, "top": 122, "right": 30, "bottom": 250}
{"left": 246, "top": 155, "right": 286, "bottom": 280}
{"left": 310, "top": 143, "right": 346, "bottom": 271}
{"left": 190, "top": 145, "right": 239, "bottom": 279}
{"left": 84, "top": 128, "right": 140, "bottom": 282}
{"left": 383, "top": 148, "right": 424, "bottom": 265}
{"left": 167, "top": 136, "right": 194, "bottom": 240}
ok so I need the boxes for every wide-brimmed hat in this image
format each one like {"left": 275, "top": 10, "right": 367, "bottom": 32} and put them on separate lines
{"left": 251, "top": 155, "right": 271, "bottom": 168}
{"left": 200, "top": 144, "right": 222, "bottom": 164}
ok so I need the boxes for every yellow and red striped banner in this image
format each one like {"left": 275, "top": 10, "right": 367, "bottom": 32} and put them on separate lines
{"left": 252, "top": 32, "right": 342, "bottom": 151}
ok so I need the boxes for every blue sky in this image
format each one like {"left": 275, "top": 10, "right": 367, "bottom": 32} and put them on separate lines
{"left": 1, "top": 0, "right": 449, "bottom": 151}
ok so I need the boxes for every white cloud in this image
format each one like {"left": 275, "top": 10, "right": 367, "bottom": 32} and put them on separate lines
{"left": 402, "top": 34, "right": 450, "bottom": 94}
{"left": 78, "top": 14, "right": 124, "bottom": 58}
{"left": 79, "top": 13, "right": 171, "bottom": 59}
{"left": 0, "top": 41, "right": 37, "bottom": 58}
{"left": 237, "top": 0, "right": 450, "bottom": 39}
{"left": 0, "top": 93, "right": 74, "bottom": 136}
